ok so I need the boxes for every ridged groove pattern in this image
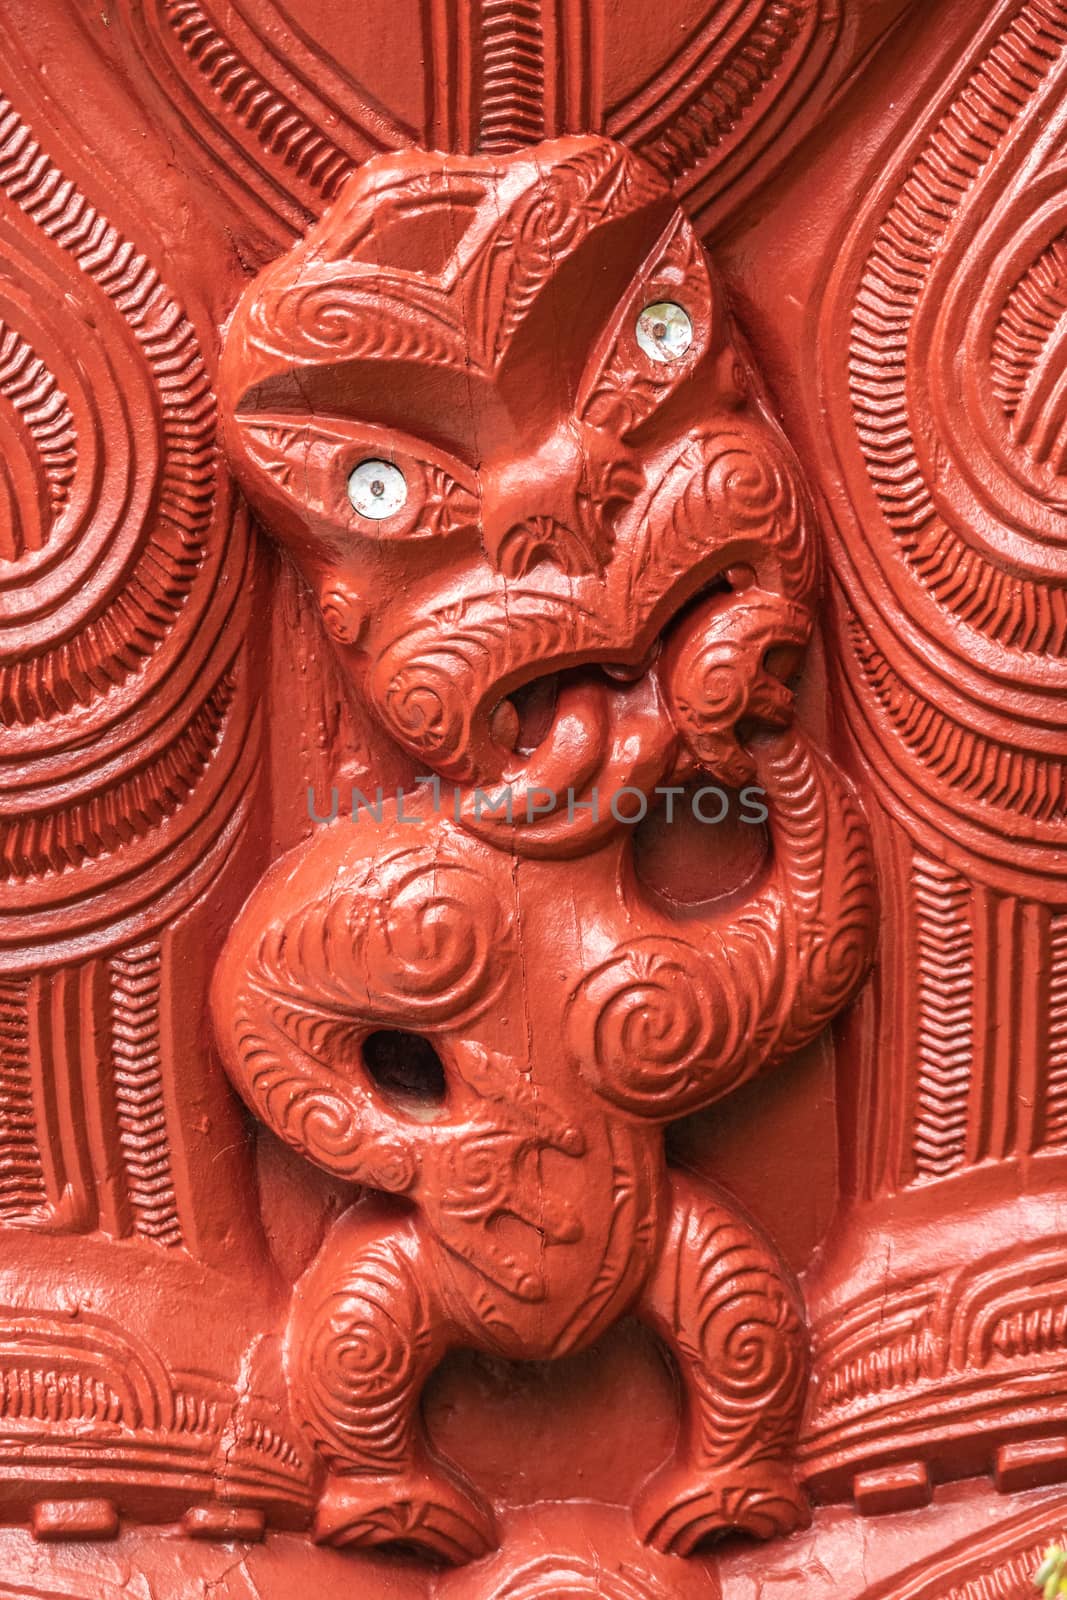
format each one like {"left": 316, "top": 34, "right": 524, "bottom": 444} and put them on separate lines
{"left": 641, "top": 3, "right": 801, "bottom": 179}
{"left": 849, "top": 0, "right": 1067, "bottom": 655}
{"left": 1045, "top": 913, "right": 1067, "bottom": 1144}
{"left": 990, "top": 231, "right": 1067, "bottom": 469}
{"left": 0, "top": 979, "right": 45, "bottom": 1219}
{"left": 0, "top": 670, "right": 236, "bottom": 880}
{"left": 0, "top": 94, "right": 215, "bottom": 722}
{"left": 0, "top": 319, "right": 76, "bottom": 552}
{"left": 477, "top": 0, "right": 545, "bottom": 150}
{"left": 0, "top": 1367, "right": 124, "bottom": 1425}
{"left": 163, "top": 1, "right": 355, "bottom": 199}
{"left": 912, "top": 857, "right": 973, "bottom": 1179}
{"left": 109, "top": 945, "right": 182, "bottom": 1247}
{"left": 849, "top": 618, "right": 1067, "bottom": 822}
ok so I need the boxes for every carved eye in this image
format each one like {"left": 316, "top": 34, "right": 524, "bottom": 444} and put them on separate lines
{"left": 636, "top": 302, "right": 693, "bottom": 363}
{"left": 348, "top": 459, "right": 407, "bottom": 519}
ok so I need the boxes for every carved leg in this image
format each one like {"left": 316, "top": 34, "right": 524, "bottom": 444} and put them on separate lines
{"left": 287, "top": 1203, "right": 496, "bottom": 1564}
{"left": 633, "top": 1170, "right": 810, "bottom": 1554}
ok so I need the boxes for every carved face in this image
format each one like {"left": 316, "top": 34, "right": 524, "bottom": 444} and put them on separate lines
{"left": 220, "top": 136, "right": 816, "bottom": 795}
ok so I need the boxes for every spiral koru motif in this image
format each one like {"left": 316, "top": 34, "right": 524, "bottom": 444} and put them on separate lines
{"left": 381, "top": 659, "right": 469, "bottom": 768}
{"left": 364, "top": 856, "right": 509, "bottom": 1024}
{"left": 685, "top": 1209, "right": 806, "bottom": 1459}
{"left": 235, "top": 1015, "right": 420, "bottom": 1188}
{"left": 292, "top": 1245, "right": 429, "bottom": 1471}
{"left": 566, "top": 937, "right": 725, "bottom": 1115}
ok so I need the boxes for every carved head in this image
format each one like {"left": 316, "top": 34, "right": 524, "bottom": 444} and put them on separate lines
{"left": 220, "top": 136, "right": 816, "bottom": 792}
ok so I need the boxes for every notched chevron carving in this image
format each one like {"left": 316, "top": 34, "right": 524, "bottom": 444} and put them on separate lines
{"left": 1, "top": 670, "right": 237, "bottom": 881}
{"left": 638, "top": 3, "right": 802, "bottom": 182}
{"left": 109, "top": 945, "right": 181, "bottom": 1248}
{"left": 849, "top": 619, "right": 1067, "bottom": 824}
{"left": 991, "top": 230, "right": 1067, "bottom": 471}
{"left": 1044, "top": 913, "right": 1067, "bottom": 1146}
{"left": 0, "top": 979, "right": 45, "bottom": 1221}
{"left": 477, "top": 0, "right": 546, "bottom": 151}
{"left": 0, "top": 319, "right": 76, "bottom": 560}
{"left": 0, "top": 93, "right": 215, "bottom": 721}
{"left": 162, "top": 0, "right": 356, "bottom": 199}
{"left": 912, "top": 857, "right": 973, "bottom": 1180}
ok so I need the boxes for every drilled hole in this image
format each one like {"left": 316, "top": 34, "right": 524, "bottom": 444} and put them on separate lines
{"left": 363, "top": 1030, "right": 447, "bottom": 1110}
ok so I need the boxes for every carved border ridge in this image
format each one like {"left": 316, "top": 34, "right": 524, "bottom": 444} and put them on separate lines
{"left": 858, "top": 1494, "right": 1067, "bottom": 1600}
{"left": 116, "top": 0, "right": 416, "bottom": 239}
{"left": 0, "top": 86, "right": 260, "bottom": 961}
{"left": 0, "top": 977, "right": 45, "bottom": 1220}
{"left": 605, "top": 0, "right": 845, "bottom": 231}
{"left": 0, "top": 91, "right": 218, "bottom": 701}
{"left": 827, "top": 611, "right": 1067, "bottom": 894}
{"left": 631, "top": 4, "right": 805, "bottom": 180}
{"left": 0, "top": 318, "right": 75, "bottom": 549}
{"left": 848, "top": 0, "right": 1067, "bottom": 657}
{"left": 0, "top": 1307, "right": 314, "bottom": 1523}
{"left": 800, "top": 1237, "right": 1067, "bottom": 1493}
{"left": 846, "top": 616, "right": 1067, "bottom": 831}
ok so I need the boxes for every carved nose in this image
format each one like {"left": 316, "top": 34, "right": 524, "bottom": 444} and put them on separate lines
{"left": 481, "top": 426, "right": 611, "bottom": 578}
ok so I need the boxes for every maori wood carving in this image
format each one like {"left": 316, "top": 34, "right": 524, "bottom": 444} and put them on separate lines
{"left": 214, "top": 134, "right": 875, "bottom": 1561}
{"left": 2, "top": 1, "right": 1067, "bottom": 1598}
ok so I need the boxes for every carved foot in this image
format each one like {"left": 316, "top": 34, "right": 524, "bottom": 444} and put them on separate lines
{"left": 315, "top": 1461, "right": 497, "bottom": 1564}
{"left": 634, "top": 1456, "right": 809, "bottom": 1554}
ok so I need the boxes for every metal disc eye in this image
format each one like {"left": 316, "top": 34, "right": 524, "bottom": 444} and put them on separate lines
{"left": 636, "top": 302, "right": 693, "bottom": 363}
{"left": 348, "top": 459, "right": 407, "bottom": 519}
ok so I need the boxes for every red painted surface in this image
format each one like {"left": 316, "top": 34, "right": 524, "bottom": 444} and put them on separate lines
{"left": 1, "top": 1, "right": 1066, "bottom": 1596}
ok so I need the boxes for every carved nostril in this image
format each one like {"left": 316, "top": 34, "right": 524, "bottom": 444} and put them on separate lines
{"left": 363, "top": 1029, "right": 447, "bottom": 1113}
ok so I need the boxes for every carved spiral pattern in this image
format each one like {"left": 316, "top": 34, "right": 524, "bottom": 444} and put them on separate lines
{"left": 567, "top": 938, "right": 723, "bottom": 1115}
{"left": 701, "top": 428, "right": 815, "bottom": 597}
{"left": 292, "top": 1246, "right": 429, "bottom": 1469}
{"left": 483, "top": 1555, "right": 667, "bottom": 1600}
{"left": 383, "top": 662, "right": 467, "bottom": 766}
{"left": 680, "top": 1202, "right": 806, "bottom": 1461}
{"left": 374, "top": 595, "right": 608, "bottom": 779}
{"left": 363, "top": 861, "right": 508, "bottom": 1023}
{"left": 233, "top": 1017, "right": 421, "bottom": 1187}
{"left": 0, "top": 94, "right": 255, "bottom": 965}
{"left": 255, "top": 850, "right": 510, "bottom": 1032}
{"left": 701, "top": 1290, "right": 795, "bottom": 1412}
{"left": 253, "top": 278, "right": 468, "bottom": 370}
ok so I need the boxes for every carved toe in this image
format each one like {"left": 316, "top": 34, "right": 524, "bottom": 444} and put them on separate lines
{"left": 634, "top": 1457, "right": 810, "bottom": 1555}
{"left": 314, "top": 1465, "right": 497, "bottom": 1565}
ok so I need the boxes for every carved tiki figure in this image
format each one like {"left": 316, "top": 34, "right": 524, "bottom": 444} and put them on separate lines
{"left": 213, "top": 137, "right": 876, "bottom": 1563}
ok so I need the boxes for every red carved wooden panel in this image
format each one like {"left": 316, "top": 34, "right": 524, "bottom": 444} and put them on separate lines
{"left": 1, "top": 1, "right": 1066, "bottom": 1596}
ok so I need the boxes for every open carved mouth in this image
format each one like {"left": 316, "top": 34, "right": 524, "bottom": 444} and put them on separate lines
{"left": 463, "top": 566, "right": 805, "bottom": 854}
{"left": 490, "top": 572, "right": 736, "bottom": 747}
{"left": 484, "top": 573, "right": 736, "bottom": 772}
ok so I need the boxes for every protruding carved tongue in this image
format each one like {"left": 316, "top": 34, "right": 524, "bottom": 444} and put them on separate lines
{"left": 460, "top": 670, "right": 677, "bottom": 856}
{"left": 514, "top": 676, "right": 610, "bottom": 798}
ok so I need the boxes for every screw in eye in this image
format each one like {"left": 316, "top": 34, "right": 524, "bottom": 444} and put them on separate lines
{"left": 348, "top": 459, "right": 407, "bottom": 519}
{"left": 636, "top": 302, "right": 693, "bottom": 363}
